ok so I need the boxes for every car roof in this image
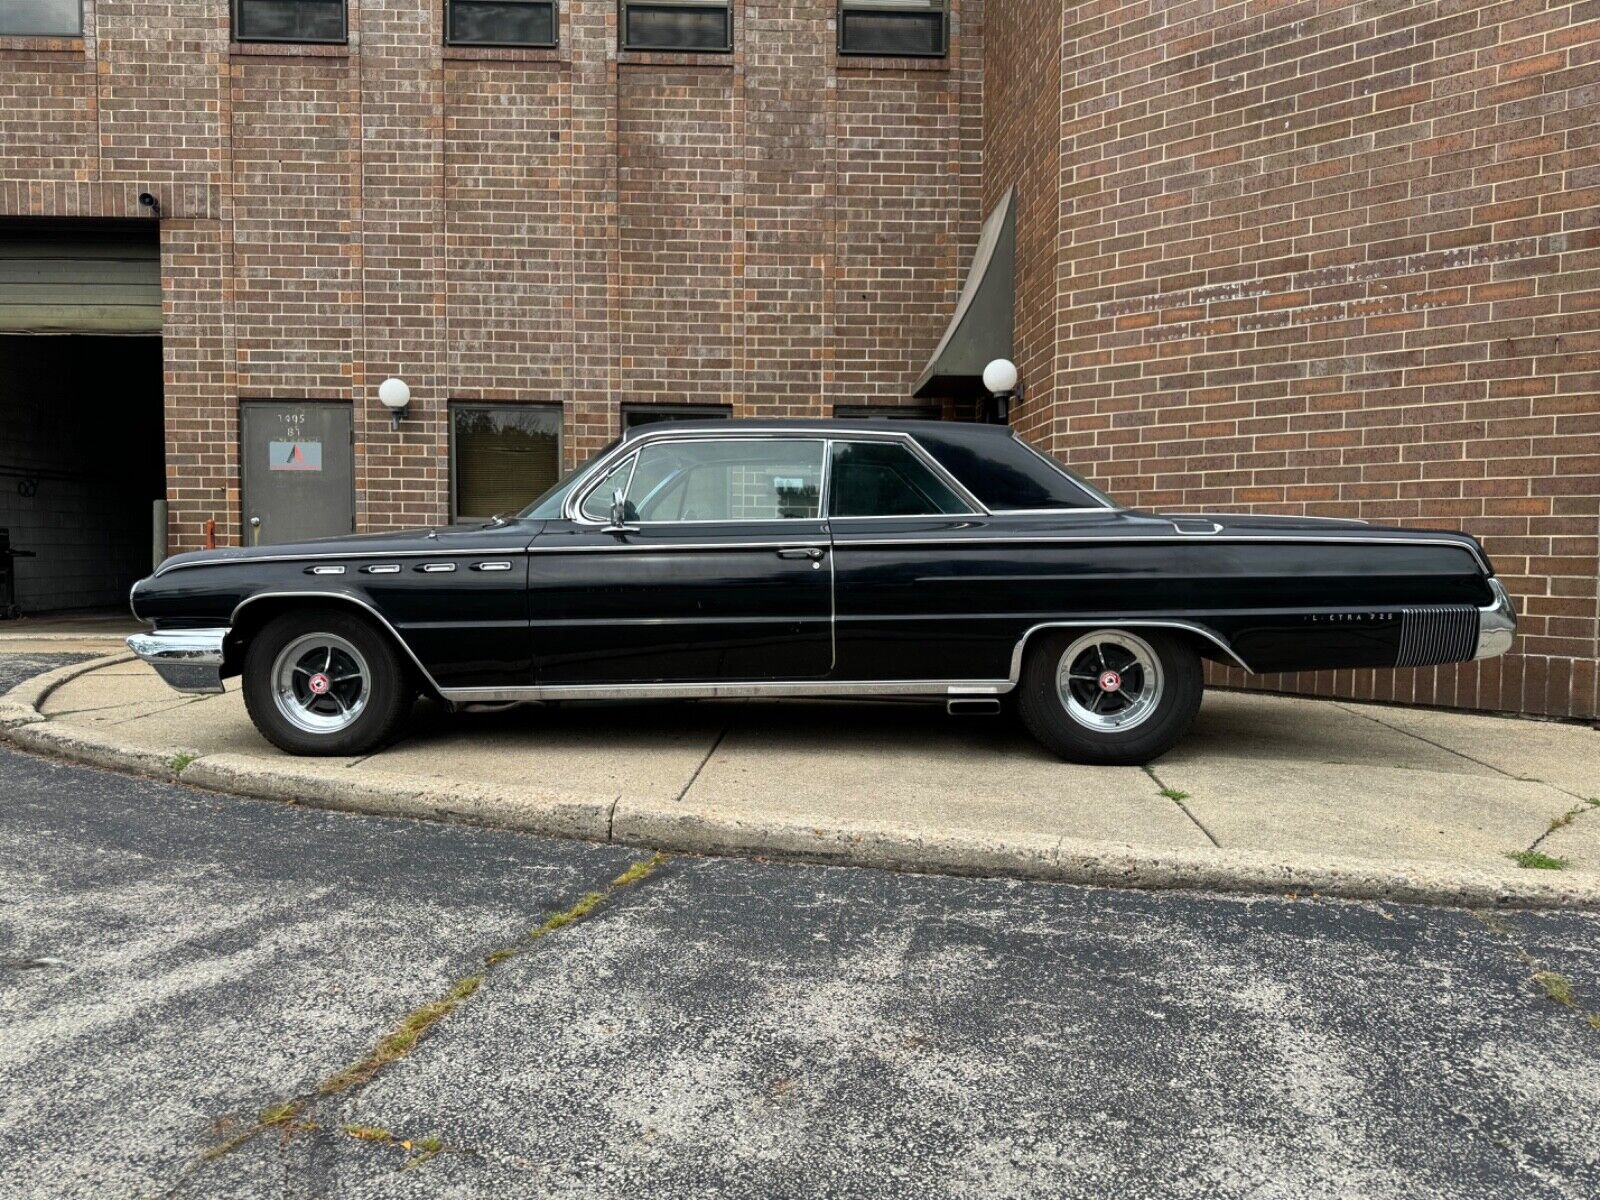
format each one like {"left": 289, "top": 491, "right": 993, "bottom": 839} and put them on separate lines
{"left": 619, "top": 417, "right": 1013, "bottom": 441}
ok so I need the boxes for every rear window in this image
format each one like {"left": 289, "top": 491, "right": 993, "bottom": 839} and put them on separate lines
{"left": 912, "top": 430, "right": 1112, "bottom": 511}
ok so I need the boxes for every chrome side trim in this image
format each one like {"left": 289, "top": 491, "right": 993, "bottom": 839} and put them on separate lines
{"left": 155, "top": 547, "right": 526, "bottom": 576}
{"left": 126, "top": 628, "right": 228, "bottom": 695}
{"left": 1008, "top": 620, "right": 1251, "bottom": 677}
{"left": 1475, "top": 578, "right": 1517, "bottom": 660}
{"left": 229, "top": 591, "right": 447, "bottom": 696}
{"left": 828, "top": 533, "right": 1491, "bottom": 572}
{"left": 437, "top": 678, "right": 1016, "bottom": 704}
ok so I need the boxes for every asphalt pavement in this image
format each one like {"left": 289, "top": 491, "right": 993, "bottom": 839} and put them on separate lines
{"left": 2, "top": 654, "right": 1598, "bottom": 1199}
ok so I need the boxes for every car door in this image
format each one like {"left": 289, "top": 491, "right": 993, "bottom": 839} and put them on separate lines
{"left": 527, "top": 435, "right": 833, "bottom": 685}
{"left": 823, "top": 435, "right": 1005, "bottom": 682}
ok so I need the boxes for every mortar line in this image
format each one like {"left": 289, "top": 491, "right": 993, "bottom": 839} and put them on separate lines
{"left": 1332, "top": 702, "right": 1586, "bottom": 802}
{"left": 1142, "top": 765, "right": 1220, "bottom": 848}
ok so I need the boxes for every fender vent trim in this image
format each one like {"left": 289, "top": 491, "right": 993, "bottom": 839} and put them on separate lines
{"left": 1396, "top": 605, "right": 1478, "bottom": 667}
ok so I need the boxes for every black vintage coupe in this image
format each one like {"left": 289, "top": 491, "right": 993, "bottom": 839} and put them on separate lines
{"left": 128, "top": 419, "right": 1516, "bottom": 764}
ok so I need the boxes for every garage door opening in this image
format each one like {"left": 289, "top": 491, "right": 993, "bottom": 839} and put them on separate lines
{"left": 0, "top": 221, "right": 165, "bottom": 617}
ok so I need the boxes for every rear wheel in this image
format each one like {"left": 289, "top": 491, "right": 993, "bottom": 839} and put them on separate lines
{"left": 1016, "top": 628, "right": 1202, "bottom": 765}
{"left": 242, "top": 609, "right": 414, "bottom": 756}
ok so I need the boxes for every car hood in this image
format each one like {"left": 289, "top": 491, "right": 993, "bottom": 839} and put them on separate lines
{"left": 153, "top": 522, "right": 537, "bottom": 574}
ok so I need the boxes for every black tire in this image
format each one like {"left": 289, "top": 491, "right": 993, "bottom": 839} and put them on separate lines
{"left": 241, "top": 608, "right": 414, "bottom": 756}
{"left": 1016, "top": 628, "right": 1202, "bottom": 765}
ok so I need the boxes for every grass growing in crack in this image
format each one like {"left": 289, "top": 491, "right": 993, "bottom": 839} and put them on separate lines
{"left": 342, "top": 1124, "right": 392, "bottom": 1142}
{"left": 1506, "top": 849, "right": 1569, "bottom": 870}
{"left": 340, "top": 1124, "right": 446, "bottom": 1170}
{"left": 201, "top": 851, "right": 671, "bottom": 1164}
{"left": 205, "top": 1101, "right": 310, "bottom": 1159}
{"left": 168, "top": 751, "right": 197, "bottom": 773}
{"left": 1159, "top": 786, "right": 1190, "bottom": 802}
{"left": 1533, "top": 970, "right": 1577, "bottom": 1007}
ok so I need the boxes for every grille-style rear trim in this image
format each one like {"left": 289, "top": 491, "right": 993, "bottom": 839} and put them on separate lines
{"left": 1396, "top": 605, "right": 1478, "bottom": 667}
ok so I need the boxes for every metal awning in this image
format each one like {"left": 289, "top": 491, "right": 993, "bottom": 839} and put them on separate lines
{"left": 912, "top": 186, "right": 1014, "bottom": 398}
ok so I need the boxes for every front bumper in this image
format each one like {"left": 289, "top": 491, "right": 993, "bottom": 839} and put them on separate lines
{"left": 126, "top": 627, "right": 229, "bottom": 694}
{"left": 1474, "top": 578, "right": 1517, "bottom": 660}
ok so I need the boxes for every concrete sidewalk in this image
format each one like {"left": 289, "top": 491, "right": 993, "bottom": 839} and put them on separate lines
{"left": 4, "top": 654, "right": 1600, "bottom": 908}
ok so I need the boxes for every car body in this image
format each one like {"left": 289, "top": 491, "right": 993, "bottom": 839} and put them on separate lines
{"left": 128, "top": 419, "right": 1516, "bottom": 763}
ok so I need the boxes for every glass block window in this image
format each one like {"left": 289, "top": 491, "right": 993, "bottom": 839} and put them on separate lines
{"left": 451, "top": 404, "right": 562, "bottom": 521}
{"left": 233, "top": 0, "right": 346, "bottom": 44}
{"left": 447, "top": 0, "right": 556, "bottom": 48}
{"left": 838, "top": 0, "right": 946, "bottom": 57}
{"left": 0, "top": 0, "right": 82, "bottom": 36}
{"left": 621, "top": 0, "right": 730, "bottom": 52}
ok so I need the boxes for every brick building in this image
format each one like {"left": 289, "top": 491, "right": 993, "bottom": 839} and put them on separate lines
{"left": 0, "top": 0, "right": 1595, "bottom": 720}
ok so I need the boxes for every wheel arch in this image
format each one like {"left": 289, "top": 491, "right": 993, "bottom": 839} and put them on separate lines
{"left": 1008, "top": 620, "right": 1250, "bottom": 682}
{"left": 226, "top": 590, "right": 443, "bottom": 697}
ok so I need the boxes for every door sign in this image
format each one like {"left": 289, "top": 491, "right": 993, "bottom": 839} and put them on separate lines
{"left": 269, "top": 441, "right": 323, "bottom": 472}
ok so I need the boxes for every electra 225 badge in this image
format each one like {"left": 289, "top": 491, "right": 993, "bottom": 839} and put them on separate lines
{"left": 1304, "top": 612, "right": 1398, "bottom": 623}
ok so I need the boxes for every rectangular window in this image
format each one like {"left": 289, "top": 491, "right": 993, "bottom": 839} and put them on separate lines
{"left": 621, "top": 0, "right": 730, "bottom": 52}
{"left": 451, "top": 404, "right": 562, "bottom": 521}
{"left": 622, "top": 404, "right": 732, "bottom": 429}
{"left": 838, "top": 0, "right": 946, "bottom": 58}
{"left": 0, "top": 0, "right": 82, "bottom": 36}
{"left": 233, "top": 0, "right": 346, "bottom": 44}
{"left": 447, "top": 0, "right": 556, "bottom": 47}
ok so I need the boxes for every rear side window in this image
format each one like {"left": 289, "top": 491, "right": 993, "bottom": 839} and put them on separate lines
{"left": 912, "top": 430, "right": 1111, "bottom": 511}
{"left": 828, "top": 441, "right": 972, "bottom": 518}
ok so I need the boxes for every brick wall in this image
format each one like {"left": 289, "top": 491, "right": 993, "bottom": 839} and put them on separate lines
{"left": 0, "top": 0, "right": 983, "bottom": 547}
{"left": 988, "top": 0, "right": 1600, "bottom": 720}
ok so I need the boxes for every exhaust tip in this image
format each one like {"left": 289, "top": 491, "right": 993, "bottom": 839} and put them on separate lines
{"left": 947, "top": 697, "right": 1002, "bottom": 716}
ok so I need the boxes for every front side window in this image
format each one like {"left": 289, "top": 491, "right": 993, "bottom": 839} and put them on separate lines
{"left": 621, "top": 0, "right": 730, "bottom": 52}
{"left": 838, "top": 0, "right": 946, "bottom": 57}
{"left": 0, "top": 0, "right": 81, "bottom": 35}
{"left": 233, "top": 0, "right": 346, "bottom": 43}
{"left": 828, "top": 440, "right": 972, "bottom": 517}
{"left": 452, "top": 404, "right": 561, "bottom": 521}
{"left": 447, "top": 0, "right": 556, "bottom": 47}
{"left": 603, "top": 439, "right": 824, "bottom": 522}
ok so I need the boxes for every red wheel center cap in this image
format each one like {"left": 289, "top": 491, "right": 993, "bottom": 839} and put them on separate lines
{"left": 308, "top": 672, "right": 332, "bottom": 695}
{"left": 1097, "top": 669, "right": 1122, "bottom": 693}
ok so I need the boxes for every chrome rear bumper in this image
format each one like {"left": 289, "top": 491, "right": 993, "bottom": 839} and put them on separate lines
{"left": 1474, "top": 579, "right": 1517, "bottom": 660}
{"left": 126, "top": 628, "right": 229, "bottom": 694}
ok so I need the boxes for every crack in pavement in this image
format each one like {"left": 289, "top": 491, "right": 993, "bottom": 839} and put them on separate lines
{"left": 157, "top": 850, "right": 671, "bottom": 1197}
{"left": 1142, "top": 764, "right": 1220, "bottom": 847}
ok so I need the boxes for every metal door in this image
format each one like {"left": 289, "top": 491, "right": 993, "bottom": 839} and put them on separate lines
{"left": 240, "top": 402, "right": 354, "bottom": 546}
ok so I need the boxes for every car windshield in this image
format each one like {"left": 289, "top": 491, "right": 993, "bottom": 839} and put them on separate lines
{"left": 515, "top": 438, "right": 620, "bottom": 519}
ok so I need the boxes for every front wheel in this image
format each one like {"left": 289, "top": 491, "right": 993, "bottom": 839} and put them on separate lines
{"left": 1016, "top": 628, "right": 1202, "bottom": 765}
{"left": 242, "top": 609, "right": 414, "bottom": 756}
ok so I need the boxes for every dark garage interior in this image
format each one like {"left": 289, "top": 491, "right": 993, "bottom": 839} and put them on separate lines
{"left": 0, "top": 335, "right": 165, "bottom": 614}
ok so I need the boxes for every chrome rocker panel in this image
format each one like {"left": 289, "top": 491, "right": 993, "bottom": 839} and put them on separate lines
{"left": 126, "top": 628, "right": 228, "bottom": 695}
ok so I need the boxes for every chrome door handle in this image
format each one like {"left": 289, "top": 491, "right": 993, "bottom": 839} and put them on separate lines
{"left": 776, "top": 547, "right": 825, "bottom": 560}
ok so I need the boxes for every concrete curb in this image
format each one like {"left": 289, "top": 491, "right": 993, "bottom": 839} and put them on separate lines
{"left": 4, "top": 657, "right": 1600, "bottom": 911}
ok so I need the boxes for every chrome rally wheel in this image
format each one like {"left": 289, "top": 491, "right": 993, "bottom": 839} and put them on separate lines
{"left": 271, "top": 632, "right": 370, "bottom": 735}
{"left": 1056, "top": 630, "right": 1164, "bottom": 732}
